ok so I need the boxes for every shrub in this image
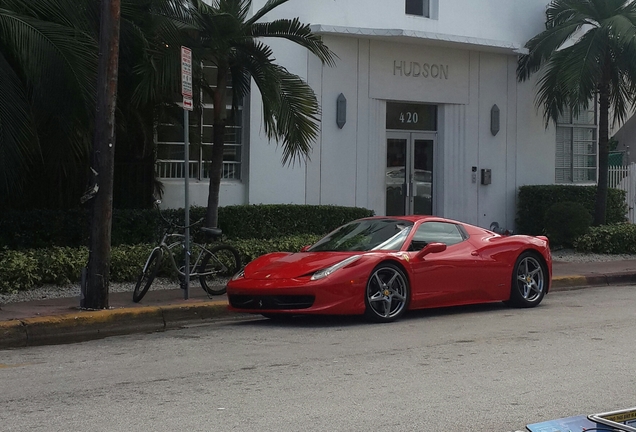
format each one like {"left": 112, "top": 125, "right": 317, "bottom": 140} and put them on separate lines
{"left": 217, "top": 204, "right": 374, "bottom": 239}
{"left": 544, "top": 201, "right": 592, "bottom": 247}
{"left": 228, "top": 234, "right": 322, "bottom": 263}
{"left": 0, "top": 209, "right": 90, "bottom": 250}
{"left": 0, "top": 234, "right": 325, "bottom": 293}
{"left": 0, "top": 247, "right": 88, "bottom": 292}
{"left": 516, "top": 185, "right": 627, "bottom": 235}
{"left": 574, "top": 223, "right": 636, "bottom": 254}
{"left": 0, "top": 204, "right": 374, "bottom": 249}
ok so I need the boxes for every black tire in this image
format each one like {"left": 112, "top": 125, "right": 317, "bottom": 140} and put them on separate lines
{"left": 199, "top": 244, "right": 241, "bottom": 295}
{"left": 364, "top": 262, "right": 410, "bottom": 323}
{"left": 133, "top": 248, "right": 163, "bottom": 303}
{"left": 506, "top": 251, "right": 547, "bottom": 308}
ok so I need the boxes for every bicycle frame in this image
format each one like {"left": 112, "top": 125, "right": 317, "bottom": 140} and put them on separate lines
{"left": 142, "top": 231, "right": 217, "bottom": 279}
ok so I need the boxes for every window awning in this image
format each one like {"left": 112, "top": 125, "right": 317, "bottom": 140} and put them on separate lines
{"left": 310, "top": 24, "right": 529, "bottom": 55}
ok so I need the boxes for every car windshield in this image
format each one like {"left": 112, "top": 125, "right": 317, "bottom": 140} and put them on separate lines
{"left": 308, "top": 219, "right": 414, "bottom": 252}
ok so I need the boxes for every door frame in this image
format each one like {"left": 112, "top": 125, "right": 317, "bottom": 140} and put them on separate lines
{"left": 386, "top": 130, "right": 437, "bottom": 215}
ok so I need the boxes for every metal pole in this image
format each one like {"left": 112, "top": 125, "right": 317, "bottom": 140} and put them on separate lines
{"left": 183, "top": 109, "right": 190, "bottom": 300}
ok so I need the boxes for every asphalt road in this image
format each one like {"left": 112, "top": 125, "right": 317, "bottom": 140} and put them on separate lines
{"left": 1, "top": 285, "right": 636, "bottom": 432}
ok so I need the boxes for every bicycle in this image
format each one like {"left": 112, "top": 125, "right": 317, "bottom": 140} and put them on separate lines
{"left": 132, "top": 201, "right": 241, "bottom": 303}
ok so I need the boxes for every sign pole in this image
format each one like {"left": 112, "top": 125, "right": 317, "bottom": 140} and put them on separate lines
{"left": 181, "top": 46, "right": 193, "bottom": 300}
{"left": 183, "top": 108, "right": 190, "bottom": 299}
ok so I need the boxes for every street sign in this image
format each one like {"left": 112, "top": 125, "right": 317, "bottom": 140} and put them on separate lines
{"left": 181, "top": 46, "right": 192, "bottom": 97}
{"left": 183, "top": 97, "right": 193, "bottom": 111}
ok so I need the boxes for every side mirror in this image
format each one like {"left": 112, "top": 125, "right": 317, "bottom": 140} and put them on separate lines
{"left": 415, "top": 242, "right": 447, "bottom": 259}
{"left": 300, "top": 245, "right": 311, "bottom": 252}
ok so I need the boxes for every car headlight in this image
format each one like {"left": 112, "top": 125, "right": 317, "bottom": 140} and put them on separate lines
{"left": 231, "top": 269, "right": 245, "bottom": 281}
{"left": 311, "top": 255, "right": 361, "bottom": 281}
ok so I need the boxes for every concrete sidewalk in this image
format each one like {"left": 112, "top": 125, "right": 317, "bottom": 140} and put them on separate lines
{"left": 2, "top": 259, "right": 636, "bottom": 349}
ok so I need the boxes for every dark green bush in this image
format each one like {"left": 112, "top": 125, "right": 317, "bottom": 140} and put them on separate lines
{"left": 0, "top": 204, "right": 374, "bottom": 249}
{"left": 574, "top": 223, "right": 636, "bottom": 254}
{"left": 544, "top": 201, "right": 592, "bottom": 247}
{"left": 217, "top": 204, "right": 374, "bottom": 239}
{"left": 228, "top": 234, "right": 322, "bottom": 263}
{"left": 516, "top": 185, "right": 627, "bottom": 235}
{"left": 0, "top": 209, "right": 90, "bottom": 249}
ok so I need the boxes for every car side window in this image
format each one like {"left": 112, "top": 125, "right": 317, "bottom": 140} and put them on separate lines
{"left": 409, "top": 222, "right": 466, "bottom": 250}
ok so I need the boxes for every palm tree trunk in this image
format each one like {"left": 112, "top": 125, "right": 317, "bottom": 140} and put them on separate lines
{"left": 594, "top": 60, "right": 611, "bottom": 226}
{"left": 84, "top": 0, "right": 121, "bottom": 309}
{"left": 206, "top": 62, "right": 228, "bottom": 228}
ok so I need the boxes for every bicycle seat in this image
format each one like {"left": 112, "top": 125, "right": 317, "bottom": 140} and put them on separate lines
{"left": 201, "top": 227, "right": 223, "bottom": 238}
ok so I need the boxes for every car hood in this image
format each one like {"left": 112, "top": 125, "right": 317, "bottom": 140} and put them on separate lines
{"left": 244, "top": 252, "right": 361, "bottom": 280}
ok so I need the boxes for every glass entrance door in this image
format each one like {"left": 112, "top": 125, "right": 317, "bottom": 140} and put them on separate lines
{"left": 385, "top": 132, "right": 435, "bottom": 216}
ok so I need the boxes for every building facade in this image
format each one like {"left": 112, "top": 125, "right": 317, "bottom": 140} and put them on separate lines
{"left": 158, "top": 0, "right": 600, "bottom": 230}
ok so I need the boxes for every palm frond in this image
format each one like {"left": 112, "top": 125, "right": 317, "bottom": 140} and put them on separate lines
{"left": 0, "top": 9, "right": 97, "bottom": 108}
{"left": 273, "top": 67, "right": 320, "bottom": 165}
{"left": 245, "top": 0, "right": 289, "bottom": 26}
{"left": 1, "top": 0, "right": 99, "bottom": 36}
{"left": 0, "top": 50, "right": 39, "bottom": 198}
{"left": 249, "top": 18, "right": 336, "bottom": 66}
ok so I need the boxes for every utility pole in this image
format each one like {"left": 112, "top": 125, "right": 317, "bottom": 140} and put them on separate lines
{"left": 83, "top": 0, "right": 121, "bottom": 309}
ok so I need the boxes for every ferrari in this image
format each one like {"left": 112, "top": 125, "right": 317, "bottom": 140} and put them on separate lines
{"left": 226, "top": 216, "right": 552, "bottom": 322}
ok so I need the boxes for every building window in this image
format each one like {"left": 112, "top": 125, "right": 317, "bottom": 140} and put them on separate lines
{"left": 406, "top": 0, "right": 430, "bottom": 17}
{"left": 555, "top": 105, "right": 597, "bottom": 183}
{"left": 156, "top": 63, "right": 245, "bottom": 181}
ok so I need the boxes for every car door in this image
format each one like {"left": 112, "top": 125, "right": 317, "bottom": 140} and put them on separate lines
{"left": 407, "top": 221, "right": 484, "bottom": 308}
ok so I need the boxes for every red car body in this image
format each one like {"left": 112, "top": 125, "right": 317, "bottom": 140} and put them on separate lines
{"left": 227, "top": 216, "right": 552, "bottom": 319}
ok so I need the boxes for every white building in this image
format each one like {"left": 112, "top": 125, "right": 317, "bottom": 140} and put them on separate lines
{"left": 158, "top": 0, "right": 600, "bottom": 231}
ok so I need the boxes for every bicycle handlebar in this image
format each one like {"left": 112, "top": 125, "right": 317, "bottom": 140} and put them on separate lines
{"left": 154, "top": 199, "right": 204, "bottom": 230}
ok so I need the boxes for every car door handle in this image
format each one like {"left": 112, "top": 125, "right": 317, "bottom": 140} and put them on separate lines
{"left": 471, "top": 251, "right": 479, "bottom": 256}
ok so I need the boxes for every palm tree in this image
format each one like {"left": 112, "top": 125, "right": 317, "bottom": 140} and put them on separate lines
{"left": 517, "top": 0, "right": 636, "bottom": 226}
{"left": 192, "top": 0, "right": 335, "bottom": 228}
{"left": 0, "top": 0, "right": 97, "bottom": 208}
{"left": 114, "top": 0, "right": 199, "bottom": 207}
{"left": 0, "top": 0, "right": 197, "bottom": 209}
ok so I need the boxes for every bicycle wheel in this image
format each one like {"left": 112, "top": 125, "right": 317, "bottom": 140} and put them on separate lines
{"left": 133, "top": 248, "right": 163, "bottom": 303}
{"left": 199, "top": 244, "right": 241, "bottom": 295}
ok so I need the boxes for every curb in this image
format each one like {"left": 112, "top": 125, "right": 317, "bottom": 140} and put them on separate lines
{"left": 0, "top": 301, "right": 230, "bottom": 350}
{"left": 551, "top": 273, "right": 636, "bottom": 291}
{"left": 2, "top": 274, "right": 635, "bottom": 350}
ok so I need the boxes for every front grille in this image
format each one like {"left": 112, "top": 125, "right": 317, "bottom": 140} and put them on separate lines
{"left": 229, "top": 295, "right": 315, "bottom": 310}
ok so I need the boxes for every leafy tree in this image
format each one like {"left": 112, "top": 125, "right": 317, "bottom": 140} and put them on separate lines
{"left": 517, "top": 0, "right": 636, "bottom": 225}
{"left": 0, "top": 0, "right": 195, "bottom": 210}
{"left": 0, "top": 0, "right": 97, "bottom": 208}
{"left": 192, "top": 0, "right": 335, "bottom": 228}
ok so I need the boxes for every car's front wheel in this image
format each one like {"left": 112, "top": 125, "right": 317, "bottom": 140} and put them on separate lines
{"left": 506, "top": 251, "right": 547, "bottom": 308}
{"left": 364, "top": 263, "right": 410, "bottom": 323}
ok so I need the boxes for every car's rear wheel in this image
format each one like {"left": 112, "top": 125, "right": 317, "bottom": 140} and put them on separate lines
{"left": 506, "top": 251, "right": 546, "bottom": 308}
{"left": 364, "top": 263, "right": 410, "bottom": 323}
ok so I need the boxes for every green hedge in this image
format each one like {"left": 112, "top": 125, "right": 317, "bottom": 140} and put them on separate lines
{"left": 217, "top": 205, "right": 373, "bottom": 239}
{"left": 516, "top": 185, "right": 627, "bottom": 235}
{"left": 543, "top": 201, "right": 592, "bottom": 247}
{"left": 0, "top": 234, "right": 323, "bottom": 293}
{"left": 574, "top": 223, "right": 636, "bottom": 254}
{"left": 0, "top": 204, "right": 374, "bottom": 250}
{"left": 228, "top": 234, "right": 322, "bottom": 264}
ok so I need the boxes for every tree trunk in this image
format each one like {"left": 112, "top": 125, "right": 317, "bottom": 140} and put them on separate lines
{"left": 206, "top": 63, "right": 228, "bottom": 228}
{"left": 594, "top": 62, "right": 611, "bottom": 226}
{"left": 84, "top": 0, "right": 121, "bottom": 309}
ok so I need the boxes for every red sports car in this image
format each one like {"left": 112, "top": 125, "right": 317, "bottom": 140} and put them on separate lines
{"left": 227, "top": 216, "right": 552, "bottom": 322}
